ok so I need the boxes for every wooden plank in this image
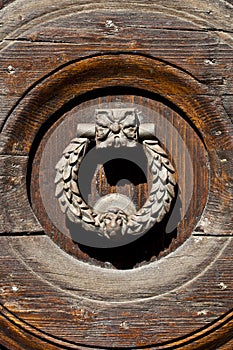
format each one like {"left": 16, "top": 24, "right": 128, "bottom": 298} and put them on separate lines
{"left": 0, "top": 3, "right": 232, "bottom": 131}
{"left": 8, "top": 235, "right": 231, "bottom": 302}
{"left": 1, "top": 0, "right": 233, "bottom": 42}
{"left": 0, "top": 235, "right": 232, "bottom": 348}
{"left": 0, "top": 1, "right": 232, "bottom": 349}
{"left": 0, "top": 19, "right": 232, "bottom": 94}
{"left": 0, "top": 155, "right": 42, "bottom": 233}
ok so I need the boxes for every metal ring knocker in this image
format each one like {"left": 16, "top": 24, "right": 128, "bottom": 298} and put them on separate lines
{"left": 55, "top": 108, "right": 176, "bottom": 238}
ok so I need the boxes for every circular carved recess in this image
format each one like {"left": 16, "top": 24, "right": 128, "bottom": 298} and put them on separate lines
{"left": 30, "top": 87, "right": 209, "bottom": 269}
{"left": 0, "top": 37, "right": 232, "bottom": 350}
{"left": 2, "top": 53, "right": 231, "bottom": 242}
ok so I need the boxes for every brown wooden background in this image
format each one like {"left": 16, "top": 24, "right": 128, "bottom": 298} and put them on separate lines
{"left": 0, "top": 0, "right": 232, "bottom": 349}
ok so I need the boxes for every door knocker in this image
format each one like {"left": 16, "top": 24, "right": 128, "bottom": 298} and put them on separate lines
{"left": 55, "top": 108, "right": 176, "bottom": 238}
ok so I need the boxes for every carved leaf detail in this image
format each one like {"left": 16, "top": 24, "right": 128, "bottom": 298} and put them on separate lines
{"left": 55, "top": 130, "right": 176, "bottom": 238}
{"left": 126, "top": 140, "right": 176, "bottom": 235}
{"left": 55, "top": 137, "right": 95, "bottom": 227}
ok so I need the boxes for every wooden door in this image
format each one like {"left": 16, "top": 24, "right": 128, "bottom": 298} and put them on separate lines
{"left": 0, "top": 1, "right": 233, "bottom": 349}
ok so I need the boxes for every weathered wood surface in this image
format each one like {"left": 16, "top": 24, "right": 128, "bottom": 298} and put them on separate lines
{"left": 0, "top": 235, "right": 232, "bottom": 349}
{"left": 0, "top": 54, "right": 232, "bottom": 239}
{"left": 0, "top": 155, "right": 42, "bottom": 233}
{"left": 0, "top": 0, "right": 233, "bottom": 349}
{"left": 0, "top": 0, "right": 233, "bottom": 129}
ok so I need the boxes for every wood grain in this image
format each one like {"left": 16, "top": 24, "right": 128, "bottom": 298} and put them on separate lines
{"left": 0, "top": 235, "right": 232, "bottom": 348}
{"left": 0, "top": 1, "right": 233, "bottom": 129}
{"left": 0, "top": 155, "right": 42, "bottom": 233}
{"left": 0, "top": 54, "right": 232, "bottom": 238}
{"left": 0, "top": 0, "right": 232, "bottom": 349}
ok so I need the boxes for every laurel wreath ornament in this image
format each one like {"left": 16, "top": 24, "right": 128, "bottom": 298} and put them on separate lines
{"left": 55, "top": 137, "right": 176, "bottom": 238}
{"left": 126, "top": 140, "right": 176, "bottom": 235}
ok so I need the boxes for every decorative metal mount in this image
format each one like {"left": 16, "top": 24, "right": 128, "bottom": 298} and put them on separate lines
{"left": 55, "top": 108, "right": 176, "bottom": 238}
